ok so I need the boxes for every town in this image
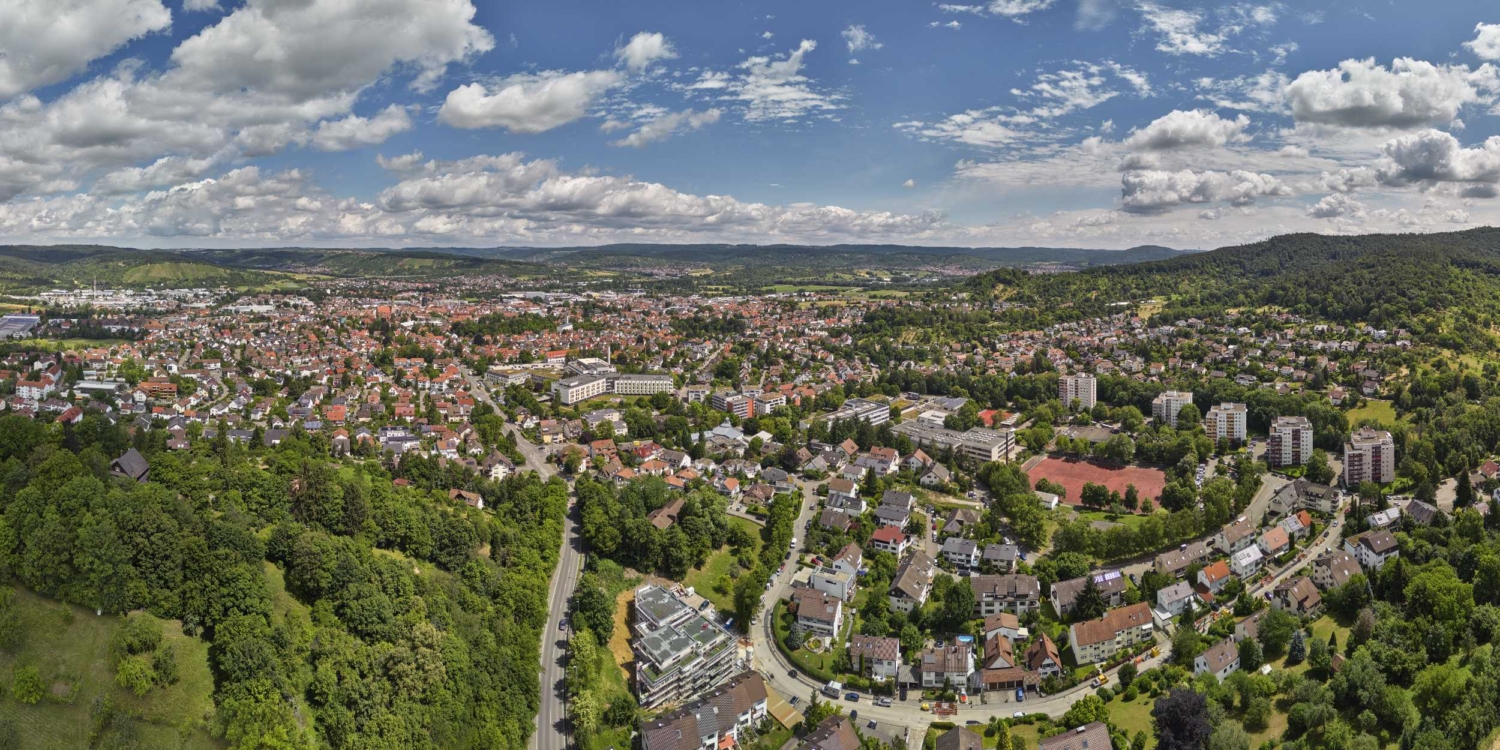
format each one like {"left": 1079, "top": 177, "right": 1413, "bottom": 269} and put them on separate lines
{"left": 0, "top": 270, "right": 1489, "bottom": 750}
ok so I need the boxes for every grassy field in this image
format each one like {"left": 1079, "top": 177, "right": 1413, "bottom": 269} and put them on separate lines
{"left": 5, "top": 337, "right": 131, "bottom": 352}
{"left": 764, "top": 284, "right": 848, "bottom": 293}
{"left": 1071, "top": 509, "right": 1154, "bottom": 530}
{"left": 1347, "top": 399, "right": 1400, "bottom": 427}
{"left": 120, "top": 262, "right": 235, "bottom": 284}
{"left": 682, "top": 517, "right": 762, "bottom": 612}
{"left": 0, "top": 586, "right": 221, "bottom": 749}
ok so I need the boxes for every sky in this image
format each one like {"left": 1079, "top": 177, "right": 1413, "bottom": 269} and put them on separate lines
{"left": 5, "top": 0, "right": 1500, "bottom": 250}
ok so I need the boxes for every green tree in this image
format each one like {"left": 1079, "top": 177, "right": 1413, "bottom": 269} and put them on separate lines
{"left": 1072, "top": 576, "right": 1108, "bottom": 622}
{"left": 11, "top": 666, "right": 42, "bottom": 705}
{"left": 1237, "top": 637, "right": 1263, "bottom": 673}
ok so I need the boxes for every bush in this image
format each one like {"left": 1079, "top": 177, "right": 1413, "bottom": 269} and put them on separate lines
{"left": 1097, "top": 687, "right": 1113, "bottom": 702}
{"left": 1122, "top": 686, "right": 1139, "bottom": 701}
{"left": 11, "top": 666, "right": 42, "bottom": 704}
{"left": 115, "top": 658, "right": 155, "bottom": 697}
{"left": 152, "top": 646, "right": 179, "bottom": 686}
{"left": 111, "top": 613, "right": 162, "bottom": 659}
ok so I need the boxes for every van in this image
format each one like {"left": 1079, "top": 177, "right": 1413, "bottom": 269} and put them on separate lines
{"left": 822, "top": 681, "right": 842, "bottom": 699}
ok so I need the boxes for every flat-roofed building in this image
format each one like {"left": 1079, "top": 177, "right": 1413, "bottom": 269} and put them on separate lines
{"left": 1060, "top": 374, "right": 1097, "bottom": 411}
{"left": 1268, "top": 416, "right": 1314, "bottom": 467}
{"left": 640, "top": 671, "right": 768, "bottom": 750}
{"left": 1205, "top": 403, "right": 1247, "bottom": 443}
{"left": 1344, "top": 427, "right": 1395, "bottom": 486}
{"left": 633, "top": 584, "right": 739, "bottom": 708}
{"left": 1152, "top": 391, "right": 1193, "bottom": 428}
{"left": 553, "top": 374, "right": 609, "bottom": 405}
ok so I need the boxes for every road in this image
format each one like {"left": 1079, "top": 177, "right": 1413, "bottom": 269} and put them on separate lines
{"left": 463, "top": 369, "right": 581, "bottom": 750}
{"left": 747, "top": 480, "right": 1168, "bottom": 745}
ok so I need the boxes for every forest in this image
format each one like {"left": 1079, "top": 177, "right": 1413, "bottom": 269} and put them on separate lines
{"left": 0, "top": 413, "right": 565, "bottom": 749}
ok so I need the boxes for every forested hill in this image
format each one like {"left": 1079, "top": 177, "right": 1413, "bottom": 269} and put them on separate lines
{"left": 965, "top": 228, "right": 1500, "bottom": 343}
{"left": 479, "top": 242, "right": 1188, "bottom": 268}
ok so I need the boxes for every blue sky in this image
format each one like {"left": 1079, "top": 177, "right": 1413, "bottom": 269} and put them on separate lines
{"left": 4, "top": 0, "right": 1500, "bottom": 249}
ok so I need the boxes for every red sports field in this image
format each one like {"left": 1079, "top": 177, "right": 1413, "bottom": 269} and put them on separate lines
{"left": 1026, "top": 456, "right": 1167, "bottom": 508}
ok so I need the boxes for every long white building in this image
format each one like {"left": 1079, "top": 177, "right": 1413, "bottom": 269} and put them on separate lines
{"left": 1344, "top": 427, "right": 1395, "bottom": 486}
{"left": 1204, "top": 402, "right": 1247, "bottom": 443}
{"left": 1152, "top": 391, "right": 1194, "bottom": 428}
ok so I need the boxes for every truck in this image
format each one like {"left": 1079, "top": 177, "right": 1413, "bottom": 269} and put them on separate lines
{"left": 822, "top": 681, "right": 842, "bottom": 699}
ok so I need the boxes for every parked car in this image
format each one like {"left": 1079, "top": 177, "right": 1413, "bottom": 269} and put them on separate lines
{"left": 875, "top": 697, "right": 892, "bottom": 707}
{"left": 1013, "top": 711, "right": 1025, "bottom": 719}
{"left": 868, "top": 720, "right": 878, "bottom": 730}
{"left": 850, "top": 710, "right": 858, "bottom": 721}
{"left": 1016, "top": 688, "right": 1025, "bottom": 702}
{"left": 788, "top": 669, "right": 799, "bottom": 679}
{"left": 845, "top": 692, "right": 860, "bottom": 702}
{"left": 789, "top": 696, "right": 800, "bottom": 706}
{"left": 966, "top": 720, "right": 981, "bottom": 726}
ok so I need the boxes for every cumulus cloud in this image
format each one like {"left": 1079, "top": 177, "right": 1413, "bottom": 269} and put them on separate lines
{"left": 1374, "top": 129, "right": 1500, "bottom": 191}
{"left": 1306, "top": 193, "right": 1365, "bottom": 219}
{"left": 1123, "top": 110, "right": 1250, "bottom": 150}
{"left": 615, "top": 32, "right": 677, "bottom": 72}
{"left": 1196, "top": 71, "right": 1289, "bottom": 114}
{"left": 439, "top": 70, "right": 625, "bottom": 133}
{"left": 842, "top": 25, "right": 882, "bottom": 55}
{"left": 0, "top": 0, "right": 172, "bottom": 100}
{"left": 903, "top": 179, "right": 916, "bottom": 188}
{"left": 311, "top": 105, "right": 414, "bottom": 151}
{"left": 939, "top": 0, "right": 1055, "bottom": 20}
{"left": 1466, "top": 23, "right": 1500, "bottom": 61}
{"left": 93, "top": 155, "right": 220, "bottom": 195}
{"left": 1137, "top": 2, "right": 1225, "bottom": 57}
{"left": 610, "top": 108, "right": 722, "bottom": 148}
{"left": 726, "top": 40, "right": 842, "bottom": 122}
{"left": 1285, "top": 58, "right": 1497, "bottom": 130}
{"left": 1120, "top": 168, "right": 1292, "bottom": 212}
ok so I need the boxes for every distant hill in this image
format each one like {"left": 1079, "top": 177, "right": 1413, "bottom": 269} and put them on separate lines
{"left": 964, "top": 227, "right": 1500, "bottom": 339}
{"left": 467, "top": 242, "right": 1189, "bottom": 268}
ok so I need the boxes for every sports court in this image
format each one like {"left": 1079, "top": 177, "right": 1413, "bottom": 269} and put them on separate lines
{"left": 1025, "top": 456, "right": 1168, "bottom": 508}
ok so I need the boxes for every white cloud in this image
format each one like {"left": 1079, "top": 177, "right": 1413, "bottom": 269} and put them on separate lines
{"left": 1306, "top": 193, "right": 1365, "bottom": 219}
{"left": 1465, "top": 23, "right": 1500, "bottom": 61}
{"left": 93, "top": 155, "right": 219, "bottom": 195}
{"left": 1076, "top": 0, "right": 1117, "bottom": 31}
{"left": 611, "top": 108, "right": 722, "bottom": 148}
{"left": 1137, "top": 2, "right": 1226, "bottom": 57}
{"left": 903, "top": 179, "right": 916, "bottom": 188}
{"left": 1120, "top": 168, "right": 1292, "bottom": 212}
{"left": 1123, "top": 110, "right": 1250, "bottom": 150}
{"left": 929, "top": 21, "right": 963, "bottom": 30}
{"left": 615, "top": 32, "right": 677, "bottom": 72}
{"left": 725, "top": 40, "right": 842, "bottom": 122}
{"left": 311, "top": 105, "right": 413, "bottom": 152}
{"left": 896, "top": 112, "right": 1022, "bottom": 149}
{"left": 1269, "top": 42, "right": 1298, "bottom": 66}
{"left": 0, "top": 0, "right": 171, "bottom": 100}
{"left": 842, "top": 25, "right": 882, "bottom": 55}
{"left": 1196, "top": 70, "right": 1289, "bottom": 113}
{"left": 183, "top": 0, "right": 218, "bottom": 10}
{"left": 939, "top": 0, "right": 1055, "bottom": 20}
{"left": 1107, "top": 61, "right": 1153, "bottom": 96}
{"left": 1374, "top": 129, "right": 1500, "bottom": 191}
{"left": 439, "top": 70, "right": 625, "bottom": 133}
{"left": 1285, "top": 58, "right": 1497, "bottom": 130}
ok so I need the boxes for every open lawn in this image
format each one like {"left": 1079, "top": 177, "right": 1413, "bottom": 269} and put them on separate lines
{"left": 0, "top": 586, "right": 221, "bottom": 750}
{"left": 1071, "top": 509, "right": 1154, "bottom": 530}
{"left": 1347, "top": 399, "right": 1400, "bottom": 428}
{"left": 682, "top": 517, "right": 761, "bottom": 612}
{"left": 6, "top": 337, "right": 131, "bottom": 352}
{"left": 1027, "top": 456, "right": 1167, "bottom": 505}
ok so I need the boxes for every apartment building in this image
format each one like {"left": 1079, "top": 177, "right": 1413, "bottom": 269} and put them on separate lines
{"left": 848, "top": 635, "right": 902, "bottom": 682}
{"left": 1343, "top": 427, "right": 1395, "bottom": 486}
{"left": 823, "top": 397, "right": 890, "bottom": 426}
{"left": 640, "top": 671, "right": 768, "bottom": 750}
{"left": 1059, "top": 374, "right": 1097, "bottom": 411}
{"left": 613, "top": 373, "right": 676, "bottom": 396}
{"left": 1069, "top": 602, "right": 1154, "bottom": 666}
{"left": 1152, "top": 391, "right": 1194, "bottom": 428}
{"left": 1051, "top": 570, "right": 1126, "bottom": 618}
{"left": 972, "top": 574, "right": 1041, "bottom": 616}
{"left": 1267, "top": 415, "right": 1314, "bottom": 467}
{"left": 888, "top": 550, "right": 936, "bottom": 614}
{"left": 1343, "top": 530, "right": 1399, "bottom": 571}
{"left": 712, "top": 392, "right": 754, "bottom": 419}
{"left": 1204, "top": 403, "right": 1247, "bottom": 443}
{"left": 633, "top": 584, "right": 739, "bottom": 709}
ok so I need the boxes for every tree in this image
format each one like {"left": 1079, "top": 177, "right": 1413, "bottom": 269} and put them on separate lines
{"left": 1256, "top": 609, "right": 1298, "bottom": 658}
{"left": 1237, "top": 637, "right": 1263, "bottom": 673}
{"left": 1073, "top": 577, "right": 1108, "bottom": 622}
{"left": 1242, "top": 697, "right": 1272, "bottom": 732}
{"left": 1306, "top": 450, "right": 1335, "bottom": 484}
{"left": 115, "top": 657, "right": 155, "bottom": 697}
{"left": 1307, "top": 636, "right": 1331, "bottom": 676}
{"left": 1287, "top": 630, "right": 1307, "bottom": 665}
{"left": 1152, "top": 688, "right": 1212, "bottom": 750}
{"left": 1207, "top": 721, "right": 1249, "bottom": 750}
{"left": 1118, "top": 662, "right": 1138, "bottom": 688}
{"left": 1171, "top": 627, "right": 1203, "bottom": 665}
{"left": 942, "top": 579, "right": 976, "bottom": 633}
{"left": 1456, "top": 469, "right": 1475, "bottom": 507}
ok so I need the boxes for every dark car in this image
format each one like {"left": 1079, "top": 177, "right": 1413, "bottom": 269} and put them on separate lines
{"left": 845, "top": 692, "right": 859, "bottom": 702}
{"left": 789, "top": 696, "right": 800, "bottom": 706}
{"left": 849, "top": 710, "right": 858, "bottom": 721}
{"left": 788, "top": 669, "right": 799, "bottom": 679}
{"left": 867, "top": 720, "right": 877, "bottom": 730}
{"left": 966, "top": 720, "right": 981, "bottom": 726}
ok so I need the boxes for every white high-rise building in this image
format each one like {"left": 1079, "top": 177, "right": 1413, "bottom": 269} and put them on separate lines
{"left": 1205, "top": 403, "right": 1248, "bottom": 443}
{"left": 1268, "top": 416, "right": 1314, "bottom": 467}
{"left": 1344, "top": 427, "right": 1395, "bottom": 487}
{"left": 1059, "top": 374, "right": 1097, "bottom": 411}
{"left": 1152, "top": 391, "right": 1194, "bottom": 428}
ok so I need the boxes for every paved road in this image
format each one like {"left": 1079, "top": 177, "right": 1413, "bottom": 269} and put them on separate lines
{"left": 463, "top": 369, "right": 581, "bottom": 750}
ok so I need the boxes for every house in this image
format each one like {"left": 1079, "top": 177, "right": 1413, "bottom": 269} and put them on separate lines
{"left": 1258, "top": 527, "right": 1291, "bottom": 558}
{"left": 1216, "top": 517, "right": 1257, "bottom": 555}
{"left": 941, "top": 538, "right": 980, "bottom": 569}
{"left": 647, "top": 498, "right": 685, "bottom": 530}
{"left": 920, "top": 463, "right": 953, "bottom": 488}
{"left": 1234, "top": 610, "right": 1267, "bottom": 642}
{"left": 831, "top": 543, "right": 862, "bottom": 578}
{"left": 448, "top": 488, "right": 484, "bottom": 510}
{"left": 110, "top": 448, "right": 150, "bottom": 483}
{"left": 811, "top": 567, "right": 856, "bottom": 602}
{"left": 1230, "top": 545, "right": 1265, "bottom": 579}
{"left": 1269, "top": 479, "right": 1341, "bottom": 516}
{"left": 1273, "top": 576, "right": 1323, "bottom": 617}
{"left": 874, "top": 504, "right": 911, "bottom": 528}
{"left": 982, "top": 543, "right": 1020, "bottom": 572}
{"left": 1051, "top": 571, "right": 1126, "bottom": 618}
{"left": 982, "top": 633, "right": 1017, "bottom": 669}
{"left": 819, "top": 508, "right": 855, "bottom": 533}
{"left": 827, "top": 478, "right": 859, "bottom": 506}
{"left": 1403, "top": 499, "right": 1445, "bottom": 526}
{"left": 1193, "top": 638, "right": 1240, "bottom": 681}
{"left": 918, "top": 641, "right": 975, "bottom": 690}
{"left": 640, "top": 671, "right": 768, "bottom": 750}
{"left": 1311, "top": 550, "right": 1361, "bottom": 590}
{"left": 941, "top": 508, "right": 981, "bottom": 538}
{"left": 1279, "top": 510, "right": 1313, "bottom": 541}
{"left": 1343, "top": 530, "right": 1399, "bottom": 571}
{"left": 1025, "top": 633, "right": 1063, "bottom": 679}
{"left": 1068, "top": 602, "right": 1153, "bottom": 666}
{"left": 983, "top": 612, "right": 1022, "bottom": 642}
{"left": 802, "top": 715, "right": 860, "bottom": 750}
{"left": 1155, "top": 541, "right": 1210, "bottom": 579}
{"left": 888, "top": 550, "right": 935, "bottom": 614}
{"left": 870, "top": 526, "right": 910, "bottom": 556}
{"left": 972, "top": 574, "right": 1041, "bottom": 616}
{"left": 1156, "top": 581, "right": 1196, "bottom": 616}
{"left": 1197, "top": 561, "right": 1232, "bottom": 594}
{"left": 1038, "top": 723, "right": 1111, "bottom": 750}
{"left": 848, "top": 635, "right": 901, "bottom": 682}
{"left": 791, "top": 589, "right": 843, "bottom": 637}
{"left": 935, "top": 727, "right": 984, "bottom": 750}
